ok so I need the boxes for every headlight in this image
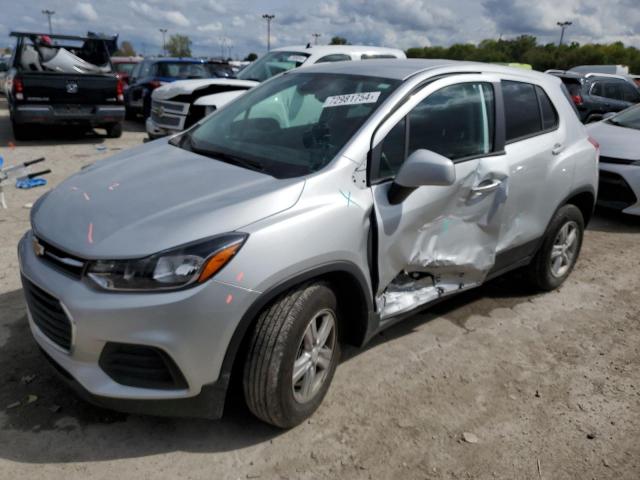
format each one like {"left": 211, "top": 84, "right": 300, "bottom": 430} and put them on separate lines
{"left": 86, "top": 233, "right": 247, "bottom": 292}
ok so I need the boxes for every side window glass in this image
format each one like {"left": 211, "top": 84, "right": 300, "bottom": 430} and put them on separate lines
{"left": 603, "top": 82, "right": 623, "bottom": 101}
{"left": 361, "top": 54, "right": 397, "bottom": 60}
{"left": 622, "top": 83, "right": 640, "bottom": 103}
{"left": 315, "top": 54, "right": 351, "bottom": 63}
{"left": 409, "top": 83, "right": 494, "bottom": 160}
{"left": 503, "top": 80, "right": 542, "bottom": 141}
{"left": 536, "top": 86, "right": 559, "bottom": 130}
{"left": 591, "top": 82, "right": 603, "bottom": 96}
{"left": 378, "top": 118, "right": 406, "bottom": 180}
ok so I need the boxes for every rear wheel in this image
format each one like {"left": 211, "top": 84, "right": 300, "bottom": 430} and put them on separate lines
{"left": 526, "top": 204, "right": 584, "bottom": 291}
{"left": 243, "top": 282, "right": 340, "bottom": 428}
{"left": 105, "top": 122, "right": 123, "bottom": 138}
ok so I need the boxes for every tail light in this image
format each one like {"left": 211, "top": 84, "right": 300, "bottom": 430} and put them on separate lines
{"left": 116, "top": 77, "right": 124, "bottom": 102}
{"left": 149, "top": 80, "right": 161, "bottom": 89}
{"left": 13, "top": 76, "right": 24, "bottom": 101}
{"left": 571, "top": 94, "right": 583, "bottom": 106}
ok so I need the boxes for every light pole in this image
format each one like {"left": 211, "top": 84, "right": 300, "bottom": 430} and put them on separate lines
{"left": 312, "top": 33, "right": 321, "bottom": 45}
{"left": 42, "top": 9, "right": 55, "bottom": 35}
{"left": 557, "top": 21, "right": 572, "bottom": 47}
{"left": 159, "top": 28, "right": 168, "bottom": 56}
{"left": 262, "top": 14, "right": 275, "bottom": 51}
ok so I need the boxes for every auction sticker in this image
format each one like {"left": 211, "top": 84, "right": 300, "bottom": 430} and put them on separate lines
{"left": 323, "top": 91, "right": 381, "bottom": 108}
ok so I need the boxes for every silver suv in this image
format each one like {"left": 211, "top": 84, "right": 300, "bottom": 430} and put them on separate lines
{"left": 19, "top": 60, "right": 599, "bottom": 428}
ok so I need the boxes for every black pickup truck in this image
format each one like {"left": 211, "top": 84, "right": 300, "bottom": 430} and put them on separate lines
{"left": 6, "top": 32, "right": 125, "bottom": 140}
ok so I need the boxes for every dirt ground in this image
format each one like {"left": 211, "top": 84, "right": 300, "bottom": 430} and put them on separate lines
{"left": 0, "top": 96, "right": 638, "bottom": 480}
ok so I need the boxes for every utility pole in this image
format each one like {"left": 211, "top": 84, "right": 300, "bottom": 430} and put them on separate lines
{"left": 312, "top": 33, "right": 321, "bottom": 45}
{"left": 557, "top": 21, "right": 572, "bottom": 47}
{"left": 262, "top": 14, "right": 275, "bottom": 51}
{"left": 42, "top": 9, "right": 55, "bottom": 35}
{"left": 159, "top": 28, "right": 168, "bottom": 56}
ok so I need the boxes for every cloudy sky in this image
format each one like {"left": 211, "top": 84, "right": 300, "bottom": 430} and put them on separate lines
{"left": 2, "top": 0, "right": 639, "bottom": 58}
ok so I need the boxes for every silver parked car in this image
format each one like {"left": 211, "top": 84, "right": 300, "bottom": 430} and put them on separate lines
{"left": 19, "top": 60, "right": 599, "bottom": 428}
{"left": 586, "top": 105, "right": 640, "bottom": 215}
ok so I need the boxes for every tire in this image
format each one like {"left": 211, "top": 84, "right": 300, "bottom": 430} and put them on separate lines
{"left": 243, "top": 282, "right": 340, "bottom": 428}
{"left": 106, "top": 123, "right": 123, "bottom": 138}
{"left": 526, "top": 204, "right": 584, "bottom": 291}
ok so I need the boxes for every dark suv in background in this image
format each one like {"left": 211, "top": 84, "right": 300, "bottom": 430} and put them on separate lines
{"left": 549, "top": 71, "right": 640, "bottom": 123}
{"left": 124, "top": 58, "right": 234, "bottom": 119}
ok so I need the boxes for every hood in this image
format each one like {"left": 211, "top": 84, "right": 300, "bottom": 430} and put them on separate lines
{"left": 586, "top": 121, "right": 640, "bottom": 160}
{"left": 32, "top": 139, "right": 304, "bottom": 259}
{"left": 153, "top": 78, "right": 259, "bottom": 100}
{"left": 194, "top": 90, "right": 248, "bottom": 107}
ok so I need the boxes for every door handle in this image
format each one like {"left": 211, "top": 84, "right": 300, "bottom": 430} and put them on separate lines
{"left": 552, "top": 143, "right": 565, "bottom": 155}
{"left": 471, "top": 179, "right": 502, "bottom": 194}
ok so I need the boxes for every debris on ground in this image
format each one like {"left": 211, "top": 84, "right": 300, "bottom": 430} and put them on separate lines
{"left": 6, "top": 401, "right": 20, "bottom": 409}
{"left": 26, "top": 394, "right": 38, "bottom": 404}
{"left": 461, "top": 432, "right": 479, "bottom": 444}
{"left": 587, "top": 432, "right": 596, "bottom": 440}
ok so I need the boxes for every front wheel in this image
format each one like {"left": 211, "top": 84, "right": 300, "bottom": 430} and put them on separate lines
{"left": 526, "top": 204, "right": 584, "bottom": 291}
{"left": 243, "top": 283, "right": 340, "bottom": 428}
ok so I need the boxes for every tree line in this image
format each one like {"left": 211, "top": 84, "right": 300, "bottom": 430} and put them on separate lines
{"left": 113, "top": 34, "right": 640, "bottom": 73}
{"left": 406, "top": 35, "right": 640, "bottom": 73}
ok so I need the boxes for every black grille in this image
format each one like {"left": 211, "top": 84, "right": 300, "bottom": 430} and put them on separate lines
{"left": 598, "top": 170, "right": 638, "bottom": 210}
{"left": 99, "top": 343, "right": 188, "bottom": 390}
{"left": 600, "top": 156, "right": 638, "bottom": 165}
{"left": 151, "top": 110, "right": 181, "bottom": 127}
{"left": 22, "top": 276, "right": 72, "bottom": 350}
{"left": 35, "top": 237, "right": 86, "bottom": 279}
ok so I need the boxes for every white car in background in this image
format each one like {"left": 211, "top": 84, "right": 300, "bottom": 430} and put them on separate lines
{"left": 146, "top": 45, "right": 406, "bottom": 139}
{"left": 586, "top": 105, "right": 640, "bottom": 215}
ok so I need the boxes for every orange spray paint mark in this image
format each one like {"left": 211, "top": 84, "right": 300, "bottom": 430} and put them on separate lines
{"left": 87, "top": 223, "right": 94, "bottom": 244}
{"left": 225, "top": 294, "right": 233, "bottom": 304}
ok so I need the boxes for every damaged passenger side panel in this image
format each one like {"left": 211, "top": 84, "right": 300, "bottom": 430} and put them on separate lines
{"left": 374, "top": 159, "right": 510, "bottom": 320}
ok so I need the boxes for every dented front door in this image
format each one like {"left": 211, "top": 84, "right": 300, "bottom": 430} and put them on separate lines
{"left": 369, "top": 76, "right": 510, "bottom": 319}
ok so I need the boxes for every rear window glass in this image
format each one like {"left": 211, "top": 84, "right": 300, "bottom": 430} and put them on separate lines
{"left": 114, "top": 63, "right": 136, "bottom": 74}
{"left": 502, "top": 80, "right": 542, "bottom": 141}
{"left": 536, "top": 86, "right": 559, "bottom": 130}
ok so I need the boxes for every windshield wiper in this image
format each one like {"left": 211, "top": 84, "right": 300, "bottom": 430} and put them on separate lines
{"left": 193, "top": 147, "right": 265, "bottom": 172}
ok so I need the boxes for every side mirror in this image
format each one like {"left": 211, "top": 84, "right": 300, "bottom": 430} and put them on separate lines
{"left": 395, "top": 149, "right": 456, "bottom": 187}
{"left": 388, "top": 149, "right": 455, "bottom": 205}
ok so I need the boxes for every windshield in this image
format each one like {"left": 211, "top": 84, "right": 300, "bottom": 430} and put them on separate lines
{"left": 207, "top": 63, "right": 235, "bottom": 78}
{"left": 156, "top": 62, "right": 210, "bottom": 79}
{"left": 609, "top": 105, "right": 640, "bottom": 130}
{"left": 237, "top": 51, "right": 310, "bottom": 82}
{"left": 177, "top": 72, "right": 399, "bottom": 178}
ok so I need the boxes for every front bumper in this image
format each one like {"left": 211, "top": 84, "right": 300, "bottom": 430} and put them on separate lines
{"left": 146, "top": 116, "right": 178, "bottom": 139}
{"left": 18, "top": 231, "right": 260, "bottom": 418}
{"left": 598, "top": 163, "right": 640, "bottom": 216}
{"left": 14, "top": 104, "right": 125, "bottom": 126}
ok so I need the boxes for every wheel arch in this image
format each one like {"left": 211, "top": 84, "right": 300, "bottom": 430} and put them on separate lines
{"left": 218, "top": 262, "right": 374, "bottom": 410}
{"left": 563, "top": 187, "right": 596, "bottom": 226}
